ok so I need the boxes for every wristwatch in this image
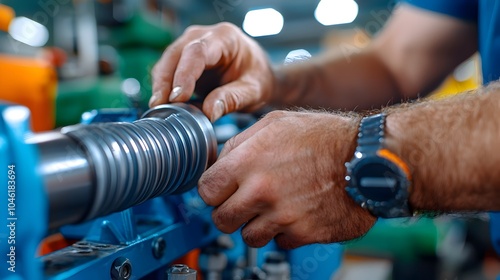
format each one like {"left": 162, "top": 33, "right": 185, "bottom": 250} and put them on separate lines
{"left": 345, "top": 113, "right": 413, "bottom": 218}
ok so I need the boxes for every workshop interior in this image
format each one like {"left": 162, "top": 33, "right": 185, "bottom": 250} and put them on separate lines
{"left": 0, "top": 0, "right": 498, "bottom": 279}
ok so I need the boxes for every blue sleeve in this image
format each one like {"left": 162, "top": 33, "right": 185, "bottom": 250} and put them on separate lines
{"left": 491, "top": 213, "right": 500, "bottom": 255}
{"left": 403, "top": 0, "right": 478, "bottom": 22}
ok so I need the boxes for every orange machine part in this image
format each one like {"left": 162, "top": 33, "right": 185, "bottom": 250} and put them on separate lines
{"left": 0, "top": 54, "right": 57, "bottom": 131}
{"left": 38, "top": 233, "right": 75, "bottom": 256}
{"left": 0, "top": 4, "right": 15, "bottom": 32}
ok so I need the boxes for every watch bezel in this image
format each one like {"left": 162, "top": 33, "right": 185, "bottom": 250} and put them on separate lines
{"left": 345, "top": 153, "right": 412, "bottom": 218}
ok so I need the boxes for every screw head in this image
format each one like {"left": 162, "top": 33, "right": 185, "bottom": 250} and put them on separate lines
{"left": 167, "top": 264, "right": 197, "bottom": 278}
{"left": 111, "top": 257, "right": 132, "bottom": 280}
{"left": 170, "top": 264, "right": 190, "bottom": 273}
{"left": 152, "top": 237, "right": 167, "bottom": 259}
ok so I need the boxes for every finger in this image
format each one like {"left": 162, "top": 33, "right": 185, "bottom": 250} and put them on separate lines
{"left": 169, "top": 34, "right": 226, "bottom": 103}
{"left": 150, "top": 27, "right": 206, "bottom": 107}
{"left": 211, "top": 185, "right": 265, "bottom": 233}
{"left": 202, "top": 78, "right": 265, "bottom": 122}
{"left": 150, "top": 45, "right": 183, "bottom": 107}
{"left": 198, "top": 155, "right": 239, "bottom": 207}
{"left": 241, "top": 216, "right": 280, "bottom": 248}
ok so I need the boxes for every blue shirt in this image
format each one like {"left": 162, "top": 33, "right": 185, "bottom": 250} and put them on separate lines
{"left": 404, "top": 0, "right": 500, "bottom": 254}
{"left": 405, "top": 0, "right": 500, "bottom": 83}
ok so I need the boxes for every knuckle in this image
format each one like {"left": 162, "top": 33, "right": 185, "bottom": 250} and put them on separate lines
{"left": 197, "top": 163, "right": 234, "bottom": 206}
{"left": 211, "top": 209, "right": 237, "bottom": 234}
{"left": 241, "top": 227, "right": 268, "bottom": 248}
{"left": 198, "top": 178, "right": 218, "bottom": 206}
{"left": 185, "top": 39, "right": 207, "bottom": 55}
{"left": 176, "top": 69, "right": 197, "bottom": 87}
{"left": 219, "top": 144, "right": 230, "bottom": 157}
{"left": 184, "top": 24, "right": 203, "bottom": 34}
{"left": 248, "top": 176, "right": 276, "bottom": 204}
{"left": 252, "top": 187, "right": 271, "bottom": 205}
{"left": 219, "top": 135, "right": 239, "bottom": 159}
{"left": 224, "top": 90, "right": 244, "bottom": 111}
{"left": 222, "top": 136, "right": 237, "bottom": 152}
{"left": 274, "top": 211, "right": 297, "bottom": 227}
{"left": 265, "top": 110, "right": 287, "bottom": 120}
{"left": 215, "top": 22, "right": 239, "bottom": 33}
{"left": 151, "top": 63, "right": 166, "bottom": 80}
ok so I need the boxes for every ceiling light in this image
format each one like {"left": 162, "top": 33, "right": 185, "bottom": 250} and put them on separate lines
{"left": 8, "top": 17, "right": 49, "bottom": 47}
{"left": 243, "top": 8, "right": 284, "bottom": 37}
{"left": 315, "top": 0, "right": 359, "bottom": 26}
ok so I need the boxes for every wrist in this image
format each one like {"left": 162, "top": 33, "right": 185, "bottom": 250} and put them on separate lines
{"left": 385, "top": 112, "right": 420, "bottom": 212}
{"left": 269, "top": 66, "right": 288, "bottom": 108}
{"left": 270, "top": 65, "right": 309, "bottom": 108}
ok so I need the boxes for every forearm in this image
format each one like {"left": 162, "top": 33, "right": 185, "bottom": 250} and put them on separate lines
{"left": 270, "top": 4, "right": 477, "bottom": 113}
{"left": 384, "top": 83, "right": 500, "bottom": 212}
{"left": 272, "top": 49, "right": 403, "bottom": 111}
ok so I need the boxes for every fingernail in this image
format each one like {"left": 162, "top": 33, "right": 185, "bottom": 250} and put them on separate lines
{"left": 169, "top": 86, "right": 182, "bottom": 102}
{"left": 211, "top": 100, "right": 225, "bottom": 122}
{"left": 148, "top": 93, "right": 159, "bottom": 107}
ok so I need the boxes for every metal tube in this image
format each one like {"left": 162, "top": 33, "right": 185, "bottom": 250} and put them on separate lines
{"left": 26, "top": 132, "right": 94, "bottom": 229}
{"left": 27, "top": 104, "right": 216, "bottom": 229}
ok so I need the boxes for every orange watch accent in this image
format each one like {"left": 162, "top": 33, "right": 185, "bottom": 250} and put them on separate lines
{"left": 377, "top": 149, "right": 412, "bottom": 179}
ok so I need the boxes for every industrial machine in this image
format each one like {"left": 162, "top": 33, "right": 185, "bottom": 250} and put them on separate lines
{"left": 0, "top": 101, "right": 342, "bottom": 280}
{"left": 0, "top": 1, "right": 344, "bottom": 279}
{"left": 1, "top": 102, "right": 219, "bottom": 279}
{"left": 3, "top": 1, "right": 480, "bottom": 279}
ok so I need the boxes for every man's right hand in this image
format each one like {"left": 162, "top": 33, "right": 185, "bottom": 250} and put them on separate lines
{"left": 150, "top": 22, "right": 275, "bottom": 122}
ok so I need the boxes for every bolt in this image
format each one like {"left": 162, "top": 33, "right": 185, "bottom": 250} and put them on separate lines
{"left": 152, "top": 237, "right": 167, "bottom": 259}
{"left": 111, "top": 257, "right": 132, "bottom": 280}
{"left": 171, "top": 264, "right": 190, "bottom": 273}
{"left": 167, "top": 264, "right": 197, "bottom": 280}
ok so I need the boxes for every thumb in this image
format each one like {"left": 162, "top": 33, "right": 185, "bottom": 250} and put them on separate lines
{"left": 202, "top": 79, "right": 263, "bottom": 122}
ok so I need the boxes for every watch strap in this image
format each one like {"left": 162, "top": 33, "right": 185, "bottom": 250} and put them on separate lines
{"left": 356, "top": 113, "right": 385, "bottom": 154}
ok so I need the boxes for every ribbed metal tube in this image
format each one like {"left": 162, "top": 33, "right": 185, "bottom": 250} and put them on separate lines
{"left": 30, "top": 104, "right": 216, "bottom": 228}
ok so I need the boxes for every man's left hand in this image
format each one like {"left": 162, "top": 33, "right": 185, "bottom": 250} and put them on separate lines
{"left": 198, "top": 110, "right": 376, "bottom": 249}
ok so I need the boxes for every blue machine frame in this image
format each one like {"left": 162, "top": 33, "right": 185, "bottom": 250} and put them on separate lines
{"left": 0, "top": 103, "right": 342, "bottom": 280}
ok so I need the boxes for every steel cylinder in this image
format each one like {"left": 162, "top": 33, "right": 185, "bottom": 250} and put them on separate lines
{"left": 27, "top": 103, "right": 216, "bottom": 229}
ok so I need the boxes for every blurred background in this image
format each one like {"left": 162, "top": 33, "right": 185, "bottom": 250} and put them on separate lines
{"left": 0, "top": 0, "right": 495, "bottom": 279}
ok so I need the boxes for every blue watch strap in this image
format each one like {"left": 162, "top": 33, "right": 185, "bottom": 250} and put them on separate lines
{"left": 356, "top": 113, "right": 386, "bottom": 154}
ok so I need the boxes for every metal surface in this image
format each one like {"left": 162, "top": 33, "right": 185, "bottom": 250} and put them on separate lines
{"left": 27, "top": 103, "right": 216, "bottom": 228}
{"left": 142, "top": 103, "right": 217, "bottom": 192}
{"left": 26, "top": 132, "right": 93, "bottom": 229}
{"left": 167, "top": 264, "right": 197, "bottom": 280}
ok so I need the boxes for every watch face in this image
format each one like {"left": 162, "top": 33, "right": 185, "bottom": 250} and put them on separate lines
{"left": 353, "top": 159, "right": 403, "bottom": 202}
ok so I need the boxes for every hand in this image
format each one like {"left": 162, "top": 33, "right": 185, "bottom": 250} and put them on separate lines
{"left": 150, "top": 22, "right": 275, "bottom": 122}
{"left": 198, "top": 110, "right": 376, "bottom": 249}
